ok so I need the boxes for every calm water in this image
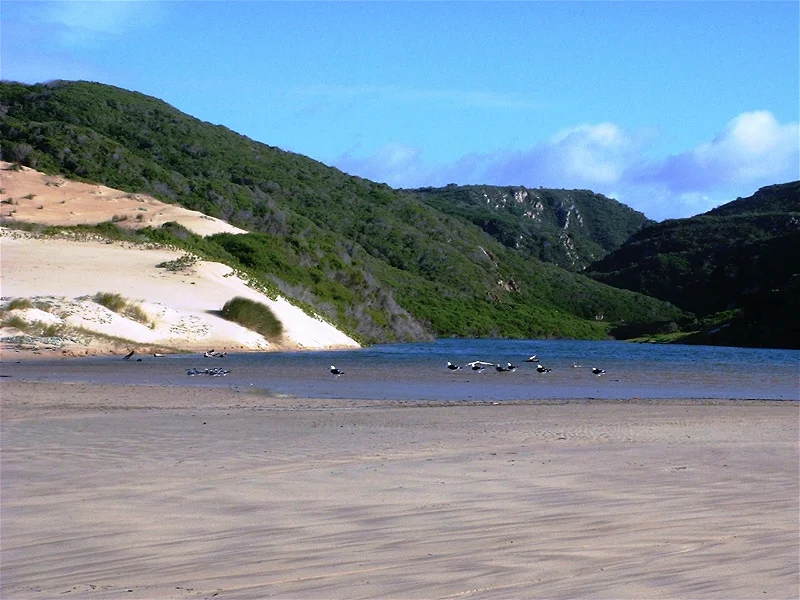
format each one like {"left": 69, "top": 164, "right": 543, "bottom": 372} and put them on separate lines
{"left": 3, "top": 339, "right": 798, "bottom": 401}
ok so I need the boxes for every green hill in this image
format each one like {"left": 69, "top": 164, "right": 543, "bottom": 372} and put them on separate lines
{"left": 411, "top": 184, "right": 653, "bottom": 271}
{"left": 587, "top": 181, "right": 800, "bottom": 348}
{"left": 0, "top": 80, "right": 685, "bottom": 343}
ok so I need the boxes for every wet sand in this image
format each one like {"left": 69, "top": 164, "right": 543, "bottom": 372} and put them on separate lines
{"left": 1, "top": 381, "right": 798, "bottom": 599}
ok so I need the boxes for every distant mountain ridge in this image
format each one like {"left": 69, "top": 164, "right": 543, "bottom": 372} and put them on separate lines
{"left": 704, "top": 181, "right": 800, "bottom": 216}
{"left": 411, "top": 184, "right": 653, "bottom": 271}
{"left": 587, "top": 181, "right": 800, "bottom": 348}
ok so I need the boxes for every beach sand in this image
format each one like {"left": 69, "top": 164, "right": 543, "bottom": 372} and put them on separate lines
{"left": 1, "top": 381, "right": 797, "bottom": 599}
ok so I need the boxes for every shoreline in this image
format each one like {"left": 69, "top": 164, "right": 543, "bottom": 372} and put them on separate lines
{"left": 1, "top": 379, "right": 796, "bottom": 413}
{"left": 2, "top": 380, "right": 798, "bottom": 599}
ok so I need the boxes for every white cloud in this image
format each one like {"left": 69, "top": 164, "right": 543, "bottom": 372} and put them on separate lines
{"left": 646, "top": 111, "right": 799, "bottom": 192}
{"left": 39, "top": 0, "right": 163, "bottom": 46}
{"left": 336, "top": 143, "right": 435, "bottom": 188}
{"left": 334, "top": 111, "right": 799, "bottom": 220}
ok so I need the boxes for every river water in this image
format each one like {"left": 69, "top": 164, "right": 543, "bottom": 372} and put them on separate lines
{"left": 3, "top": 339, "right": 798, "bottom": 401}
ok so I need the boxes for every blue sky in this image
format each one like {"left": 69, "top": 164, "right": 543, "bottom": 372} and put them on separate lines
{"left": 2, "top": 1, "right": 798, "bottom": 220}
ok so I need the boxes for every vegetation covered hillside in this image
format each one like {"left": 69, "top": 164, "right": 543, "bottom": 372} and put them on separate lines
{"left": 587, "top": 181, "right": 800, "bottom": 348}
{"left": 411, "top": 185, "right": 653, "bottom": 271}
{"left": 0, "top": 80, "right": 685, "bottom": 342}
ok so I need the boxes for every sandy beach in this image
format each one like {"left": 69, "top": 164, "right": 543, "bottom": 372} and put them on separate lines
{"left": 1, "top": 381, "right": 797, "bottom": 599}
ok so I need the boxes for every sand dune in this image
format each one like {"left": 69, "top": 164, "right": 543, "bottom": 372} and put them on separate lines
{"left": 0, "top": 161, "right": 247, "bottom": 236}
{"left": 0, "top": 163, "right": 359, "bottom": 355}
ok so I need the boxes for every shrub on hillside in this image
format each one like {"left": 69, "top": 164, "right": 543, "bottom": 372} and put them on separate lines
{"left": 221, "top": 296, "right": 283, "bottom": 341}
{"left": 93, "top": 292, "right": 152, "bottom": 326}
{"left": 94, "top": 292, "right": 126, "bottom": 312}
{"left": 7, "top": 297, "right": 34, "bottom": 310}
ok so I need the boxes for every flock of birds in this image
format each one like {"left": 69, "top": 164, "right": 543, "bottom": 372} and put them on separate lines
{"left": 124, "top": 348, "right": 605, "bottom": 379}
{"left": 445, "top": 355, "right": 605, "bottom": 375}
{"left": 189, "top": 349, "right": 230, "bottom": 376}
{"left": 186, "top": 366, "right": 230, "bottom": 377}
{"left": 330, "top": 355, "right": 606, "bottom": 377}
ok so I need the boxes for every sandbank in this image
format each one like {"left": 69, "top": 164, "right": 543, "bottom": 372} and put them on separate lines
{"left": 1, "top": 381, "right": 797, "bottom": 599}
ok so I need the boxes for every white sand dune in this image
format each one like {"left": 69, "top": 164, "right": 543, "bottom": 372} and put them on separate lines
{"left": 0, "top": 163, "right": 359, "bottom": 355}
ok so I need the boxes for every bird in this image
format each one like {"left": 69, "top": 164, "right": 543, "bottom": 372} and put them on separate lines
{"left": 467, "top": 360, "right": 492, "bottom": 373}
{"left": 524, "top": 355, "right": 538, "bottom": 363}
{"left": 507, "top": 362, "right": 518, "bottom": 371}
{"left": 467, "top": 360, "right": 493, "bottom": 370}
{"left": 153, "top": 353, "right": 165, "bottom": 358}
{"left": 536, "top": 364, "right": 552, "bottom": 373}
{"left": 572, "top": 363, "right": 582, "bottom": 368}
{"left": 123, "top": 349, "right": 135, "bottom": 360}
{"left": 495, "top": 364, "right": 510, "bottom": 372}
{"left": 330, "top": 365, "right": 344, "bottom": 376}
{"left": 592, "top": 367, "right": 606, "bottom": 376}
{"left": 447, "top": 361, "right": 461, "bottom": 370}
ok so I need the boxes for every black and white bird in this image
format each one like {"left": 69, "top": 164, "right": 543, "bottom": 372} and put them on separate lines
{"left": 495, "top": 364, "right": 510, "bottom": 372}
{"left": 507, "top": 362, "right": 518, "bottom": 371}
{"left": 447, "top": 361, "right": 461, "bottom": 370}
{"left": 536, "top": 364, "right": 552, "bottom": 373}
{"left": 330, "top": 365, "right": 345, "bottom": 376}
{"left": 524, "top": 355, "right": 538, "bottom": 363}
{"left": 592, "top": 367, "right": 606, "bottom": 376}
{"left": 466, "top": 360, "right": 493, "bottom": 373}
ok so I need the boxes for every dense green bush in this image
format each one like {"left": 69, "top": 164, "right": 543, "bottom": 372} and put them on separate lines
{"left": 221, "top": 296, "right": 283, "bottom": 341}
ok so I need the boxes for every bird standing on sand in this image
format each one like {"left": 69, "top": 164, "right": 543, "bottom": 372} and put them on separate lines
{"left": 525, "top": 355, "right": 538, "bottom": 363}
{"left": 123, "top": 349, "right": 135, "bottom": 360}
{"left": 592, "top": 367, "right": 606, "bottom": 376}
{"left": 495, "top": 364, "right": 510, "bottom": 372}
{"left": 330, "top": 365, "right": 344, "bottom": 376}
{"left": 447, "top": 361, "right": 461, "bottom": 370}
{"left": 536, "top": 364, "right": 552, "bottom": 373}
{"left": 507, "top": 362, "right": 518, "bottom": 371}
